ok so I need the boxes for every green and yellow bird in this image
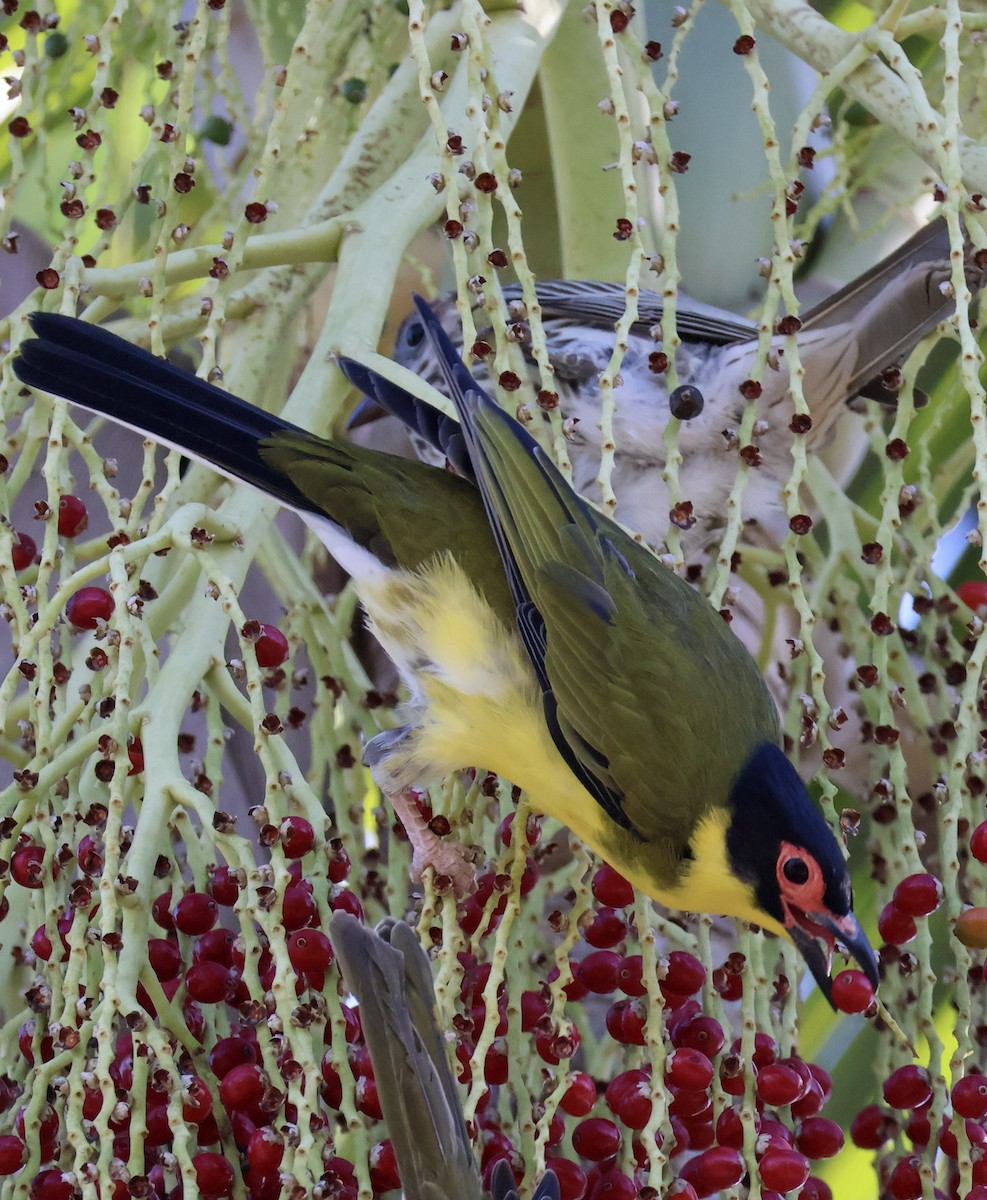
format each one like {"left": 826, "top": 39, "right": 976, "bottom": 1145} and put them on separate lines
{"left": 13, "top": 303, "right": 878, "bottom": 1003}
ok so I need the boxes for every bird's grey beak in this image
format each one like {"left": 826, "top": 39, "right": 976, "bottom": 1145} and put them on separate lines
{"left": 790, "top": 911, "right": 880, "bottom": 1009}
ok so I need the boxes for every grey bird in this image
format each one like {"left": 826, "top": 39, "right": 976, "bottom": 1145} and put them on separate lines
{"left": 393, "top": 217, "right": 983, "bottom": 561}
{"left": 329, "top": 913, "right": 560, "bottom": 1200}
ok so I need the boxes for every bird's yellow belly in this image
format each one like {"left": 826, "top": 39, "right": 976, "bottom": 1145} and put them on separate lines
{"left": 359, "top": 556, "right": 610, "bottom": 836}
{"left": 358, "top": 555, "right": 786, "bottom": 937}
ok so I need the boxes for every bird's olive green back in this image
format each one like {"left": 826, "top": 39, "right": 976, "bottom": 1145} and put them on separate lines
{"left": 259, "top": 431, "right": 515, "bottom": 623}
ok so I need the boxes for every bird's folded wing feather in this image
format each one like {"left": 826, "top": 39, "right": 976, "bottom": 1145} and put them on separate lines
{"left": 329, "top": 914, "right": 485, "bottom": 1200}
{"left": 504, "top": 280, "right": 758, "bottom": 345}
{"left": 460, "top": 388, "right": 780, "bottom": 844}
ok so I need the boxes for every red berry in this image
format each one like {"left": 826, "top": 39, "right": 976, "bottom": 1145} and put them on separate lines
{"left": 796, "top": 1116, "right": 844, "bottom": 1159}
{"left": 0, "top": 1135, "right": 25, "bottom": 1174}
{"left": 218, "top": 1063, "right": 265, "bottom": 1113}
{"left": 546, "top": 1157, "right": 588, "bottom": 1200}
{"left": 665, "top": 1048, "right": 713, "bottom": 1092}
{"left": 591, "top": 864, "right": 634, "bottom": 908}
{"left": 878, "top": 902, "right": 917, "bottom": 945}
{"left": 578, "top": 951, "right": 621, "bottom": 995}
{"left": 958, "top": 580, "right": 987, "bottom": 613}
{"left": 66, "top": 585, "right": 113, "bottom": 628}
{"left": 572, "top": 1118, "right": 621, "bottom": 1161}
{"left": 195, "top": 928, "right": 236, "bottom": 966}
{"left": 254, "top": 623, "right": 289, "bottom": 667}
{"left": 883, "top": 1064, "right": 932, "bottom": 1110}
{"left": 952, "top": 1074, "right": 987, "bottom": 1119}
{"left": 328, "top": 843, "right": 351, "bottom": 882}
{"left": 369, "top": 1140, "right": 401, "bottom": 1193}
{"left": 885, "top": 1155, "right": 922, "bottom": 1200}
{"left": 11, "top": 532, "right": 36, "bottom": 571}
{"left": 605, "top": 999, "right": 646, "bottom": 1046}
{"left": 330, "top": 887, "right": 364, "bottom": 919}
{"left": 183, "top": 1076, "right": 213, "bottom": 1124}
{"left": 758, "top": 1147, "right": 809, "bottom": 1193}
{"left": 560, "top": 1072, "right": 597, "bottom": 1117}
{"left": 185, "top": 960, "right": 236, "bottom": 1003}
{"left": 665, "top": 1184, "right": 698, "bottom": 1200}
{"left": 356, "top": 1076, "right": 383, "bottom": 1120}
{"left": 148, "top": 938, "right": 183, "bottom": 981}
{"left": 209, "top": 866, "right": 242, "bottom": 905}
{"left": 127, "top": 737, "right": 144, "bottom": 775}
{"left": 714, "top": 1107, "right": 745, "bottom": 1148}
{"left": 280, "top": 816, "right": 315, "bottom": 858}
{"left": 854, "top": 1099, "right": 898, "bottom": 1147}
{"left": 247, "top": 1128, "right": 284, "bottom": 1175}
{"left": 29, "top": 1169, "right": 75, "bottom": 1200}
{"left": 756, "top": 1063, "right": 804, "bottom": 1107}
{"left": 209, "top": 1036, "right": 260, "bottom": 1079}
{"left": 192, "top": 1151, "right": 234, "bottom": 1198}
{"left": 972, "top": 821, "right": 987, "bottom": 864}
{"left": 173, "top": 891, "right": 219, "bottom": 935}
{"left": 605, "top": 1070, "right": 652, "bottom": 1130}
{"left": 589, "top": 1169, "right": 636, "bottom": 1200}
{"left": 893, "top": 872, "right": 943, "bottom": 917}
{"left": 668, "top": 1088, "right": 711, "bottom": 1121}
{"left": 680, "top": 1146, "right": 743, "bottom": 1196}
{"left": 517, "top": 989, "right": 548, "bottom": 1031}
{"left": 11, "top": 845, "right": 47, "bottom": 889}
{"left": 287, "top": 929, "right": 333, "bottom": 975}
{"left": 830, "top": 969, "right": 875, "bottom": 1014}
{"left": 661, "top": 951, "right": 706, "bottom": 997}
{"left": 57, "top": 494, "right": 88, "bottom": 537}
{"left": 904, "top": 1109, "right": 930, "bottom": 1148}
{"left": 615, "top": 955, "right": 645, "bottom": 997}
{"left": 152, "top": 889, "right": 176, "bottom": 930}
{"left": 584, "top": 908, "right": 627, "bottom": 949}
{"left": 483, "top": 1040, "right": 509, "bottom": 1085}
{"left": 282, "top": 881, "right": 316, "bottom": 930}
{"left": 790, "top": 1078, "right": 825, "bottom": 1118}
{"left": 670, "top": 1014, "right": 724, "bottom": 1057}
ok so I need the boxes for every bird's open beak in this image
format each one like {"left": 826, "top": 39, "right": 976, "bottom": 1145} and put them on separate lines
{"left": 788, "top": 909, "right": 880, "bottom": 1008}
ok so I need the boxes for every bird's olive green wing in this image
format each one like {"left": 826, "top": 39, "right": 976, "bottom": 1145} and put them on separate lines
{"left": 410, "top": 298, "right": 782, "bottom": 845}
{"left": 467, "top": 398, "right": 781, "bottom": 843}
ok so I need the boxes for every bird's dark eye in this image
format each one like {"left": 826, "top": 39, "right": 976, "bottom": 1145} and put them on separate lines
{"left": 403, "top": 320, "right": 426, "bottom": 350}
{"left": 783, "top": 856, "right": 810, "bottom": 885}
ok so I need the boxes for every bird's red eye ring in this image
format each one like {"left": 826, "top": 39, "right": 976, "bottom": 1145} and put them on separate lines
{"left": 783, "top": 857, "right": 809, "bottom": 885}
{"left": 776, "top": 841, "right": 826, "bottom": 918}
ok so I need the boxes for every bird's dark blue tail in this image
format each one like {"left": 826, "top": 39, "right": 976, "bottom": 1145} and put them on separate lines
{"left": 14, "top": 313, "right": 318, "bottom": 515}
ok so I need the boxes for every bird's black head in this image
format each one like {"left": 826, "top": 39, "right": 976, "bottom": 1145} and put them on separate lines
{"left": 725, "top": 742, "right": 878, "bottom": 1006}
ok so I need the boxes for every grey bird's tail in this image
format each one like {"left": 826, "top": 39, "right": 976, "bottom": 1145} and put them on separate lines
{"left": 329, "top": 914, "right": 561, "bottom": 1200}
